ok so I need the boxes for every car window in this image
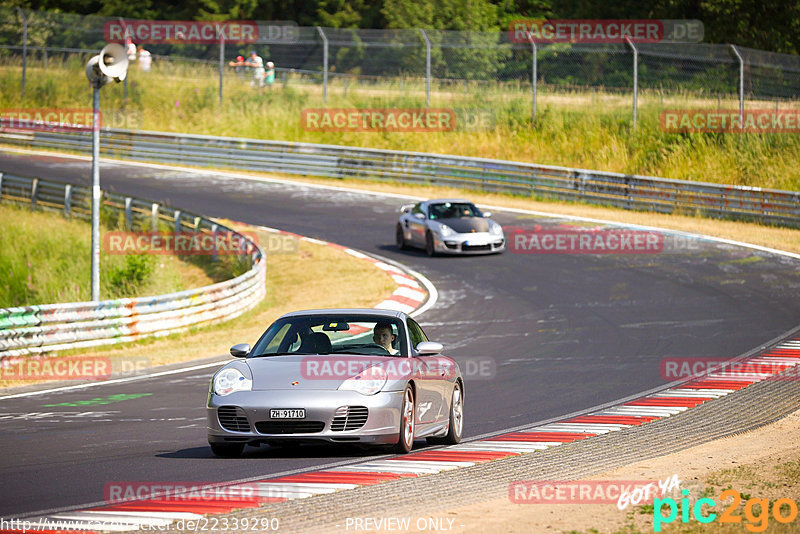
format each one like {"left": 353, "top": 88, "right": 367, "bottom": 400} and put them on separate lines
{"left": 407, "top": 318, "right": 429, "bottom": 350}
{"left": 250, "top": 315, "right": 408, "bottom": 357}
{"left": 428, "top": 202, "right": 481, "bottom": 220}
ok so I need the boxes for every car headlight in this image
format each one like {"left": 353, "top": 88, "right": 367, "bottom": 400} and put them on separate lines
{"left": 213, "top": 368, "right": 252, "bottom": 396}
{"left": 338, "top": 365, "right": 387, "bottom": 396}
{"left": 489, "top": 221, "right": 503, "bottom": 236}
{"left": 438, "top": 224, "right": 454, "bottom": 237}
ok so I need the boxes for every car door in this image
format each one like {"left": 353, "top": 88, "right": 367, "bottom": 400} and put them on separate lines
{"left": 406, "top": 203, "right": 428, "bottom": 246}
{"left": 407, "top": 318, "right": 447, "bottom": 423}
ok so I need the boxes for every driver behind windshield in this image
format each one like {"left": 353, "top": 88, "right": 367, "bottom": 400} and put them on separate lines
{"left": 373, "top": 321, "right": 398, "bottom": 355}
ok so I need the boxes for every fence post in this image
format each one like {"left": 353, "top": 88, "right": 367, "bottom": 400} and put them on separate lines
{"left": 0, "top": 172, "right": 3, "bottom": 203}
{"left": 625, "top": 37, "right": 638, "bottom": 130}
{"left": 420, "top": 29, "right": 431, "bottom": 108}
{"left": 316, "top": 27, "right": 328, "bottom": 106}
{"left": 18, "top": 8, "right": 27, "bottom": 100}
{"left": 64, "top": 183, "right": 72, "bottom": 217}
{"left": 174, "top": 210, "right": 182, "bottom": 233}
{"left": 218, "top": 25, "right": 225, "bottom": 106}
{"left": 730, "top": 45, "right": 744, "bottom": 125}
{"left": 210, "top": 223, "right": 219, "bottom": 262}
{"left": 530, "top": 39, "right": 537, "bottom": 123}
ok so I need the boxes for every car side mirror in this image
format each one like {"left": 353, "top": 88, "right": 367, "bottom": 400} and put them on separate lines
{"left": 416, "top": 341, "right": 443, "bottom": 355}
{"left": 413, "top": 212, "right": 425, "bottom": 219}
{"left": 482, "top": 211, "right": 492, "bottom": 218}
{"left": 230, "top": 343, "right": 251, "bottom": 358}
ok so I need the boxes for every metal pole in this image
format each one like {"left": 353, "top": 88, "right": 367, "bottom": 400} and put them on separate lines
{"left": 18, "top": 8, "right": 27, "bottom": 100}
{"left": 218, "top": 24, "right": 225, "bottom": 105}
{"left": 531, "top": 40, "right": 537, "bottom": 123}
{"left": 730, "top": 45, "right": 744, "bottom": 125}
{"left": 420, "top": 29, "right": 431, "bottom": 108}
{"left": 119, "top": 18, "right": 128, "bottom": 104}
{"left": 625, "top": 37, "right": 638, "bottom": 130}
{"left": 91, "top": 83, "right": 101, "bottom": 302}
{"left": 219, "top": 38, "right": 225, "bottom": 105}
{"left": 316, "top": 27, "right": 328, "bottom": 105}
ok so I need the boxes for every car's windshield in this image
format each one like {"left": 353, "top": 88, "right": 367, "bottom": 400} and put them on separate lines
{"left": 250, "top": 315, "right": 407, "bottom": 357}
{"left": 428, "top": 202, "right": 481, "bottom": 220}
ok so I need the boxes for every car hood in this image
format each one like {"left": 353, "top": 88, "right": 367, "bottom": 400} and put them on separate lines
{"left": 439, "top": 217, "right": 490, "bottom": 233}
{"left": 245, "top": 354, "right": 410, "bottom": 391}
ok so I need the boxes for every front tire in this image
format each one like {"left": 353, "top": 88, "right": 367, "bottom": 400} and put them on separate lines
{"left": 425, "top": 232, "right": 436, "bottom": 257}
{"left": 209, "top": 442, "right": 244, "bottom": 457}
{"left": 396, "top": 224, "right": 407, "bottom": 250}
{"left": 394, "top": 385, "right": 415, "bottom": 453}
{"left": 427, "top": 381, "right": 463, "bottom": 445}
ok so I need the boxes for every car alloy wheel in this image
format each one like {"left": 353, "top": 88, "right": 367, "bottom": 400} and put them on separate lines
{"left": 394, "top": 385, "right": 415, "bottom": 453}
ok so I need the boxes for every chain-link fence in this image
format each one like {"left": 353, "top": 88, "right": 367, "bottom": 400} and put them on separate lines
{"left": 2, "top": 7, "right": 800, "bottom": 127}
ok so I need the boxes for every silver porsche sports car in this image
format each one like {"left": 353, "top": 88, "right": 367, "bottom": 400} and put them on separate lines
{"left": 207, "top": 309, "right": 464, "bottom": 457}
{"left": 396, "top": 199, "right": 505, "bottom": 255}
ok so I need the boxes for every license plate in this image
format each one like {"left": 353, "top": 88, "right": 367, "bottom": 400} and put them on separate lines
{"left": 270, "top": 409, "right": 305, "bottom": 419}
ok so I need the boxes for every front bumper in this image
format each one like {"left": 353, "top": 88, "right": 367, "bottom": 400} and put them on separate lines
{"left": 434, "top": 232, "right": 505, "bottom": 254}
{"left": 207, "top": 389, "right": 404, "bottom": 446}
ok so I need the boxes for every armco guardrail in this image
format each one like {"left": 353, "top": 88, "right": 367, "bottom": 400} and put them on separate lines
{"left": 0, "top": 172, "right": 266, "bottom": 357}
{"left": 2, "top": 126, "right": 800, "bottom": 227}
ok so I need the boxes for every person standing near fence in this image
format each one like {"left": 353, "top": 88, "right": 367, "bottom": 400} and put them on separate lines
{"left": 137, "top": 46, "right": 151, "bottom": 72}
{"left": 265, "top": 61, "right": 275, "bottom": 87}
{"left": 244, "top": 51, "right": 265, "bottom": 88}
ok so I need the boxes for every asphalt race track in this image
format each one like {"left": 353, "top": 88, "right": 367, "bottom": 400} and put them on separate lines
{"left": 1, "top": 151, "right": 799, "bottom": 517}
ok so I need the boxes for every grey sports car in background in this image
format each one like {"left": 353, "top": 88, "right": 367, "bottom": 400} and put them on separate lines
{"left": 396, "top": 198, "right": 505, "bottom": 255}
{"left": 207, "top": 309, "right": 464, "bottom": 457}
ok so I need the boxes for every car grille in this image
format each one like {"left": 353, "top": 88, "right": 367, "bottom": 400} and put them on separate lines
{"left": 254, "top": 421, "right": 325, "bottom": 434}
{"left": 463, "top": 244, "right": 491, "bottom": 252}
{"left": 217, "top": 406, "right": 250, "bottom": 432}
{"left": 330, "top": 406, "right": 369, "bottom": 431}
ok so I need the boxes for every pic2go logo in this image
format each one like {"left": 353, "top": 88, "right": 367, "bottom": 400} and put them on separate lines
{"left": 654, "top": 489, "right": 799, "bottom": 532}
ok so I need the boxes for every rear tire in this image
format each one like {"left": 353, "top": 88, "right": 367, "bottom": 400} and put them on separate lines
{"left": 393, "top": 385, "right": 415, "bottom": 454}
{"left": 209, "top": 442, "right": 244, "bottom": 457}
{"left": 396, "top": 224, "right": 407, "bottom": 250}
{"left": 426, "top": 381, "right": 463, "bottom": 445}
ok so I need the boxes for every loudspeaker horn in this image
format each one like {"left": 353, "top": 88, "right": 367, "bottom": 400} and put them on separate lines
{"left": 98, "top": 43, "right": 129, "bottom": 82}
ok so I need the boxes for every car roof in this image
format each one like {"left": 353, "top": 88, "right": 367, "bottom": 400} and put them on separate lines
{"left": 425, "top": 198, "right": 473, "bottom": 204}
{"left": 278, "top": 308, "right": 409, "bottom": 320}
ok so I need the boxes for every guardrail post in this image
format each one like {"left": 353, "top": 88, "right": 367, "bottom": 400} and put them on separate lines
{"left": 30, "top": 177, "right": 38, "bottom": 209}
{"left": 316, "top": 27, "right": 328, "bottom": 106}
{"left": 730, "top": 45, "right": 745, "bottom": 125}
{"left": 625, "top": 37, "right": 638, "bottom": 130}
{"left": 420, "top": 29, "right": 431, "bottom": 108}
{"left": 174, "top": 209, "right": 182, "bottom": 233}
{"left": 210, "top": 223, "right": 219, "bottom": 261}
{"left": 18, "top": 8, "right": 27, "bottom": 100}
{"left": 151, "top": 203, "right": 159, "bottom": 231}
{"left": 124, "top": 197, "right": 133, "bottom": 230}
{"left": 64, "top": 184, "right": 72, "bottom": 217}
